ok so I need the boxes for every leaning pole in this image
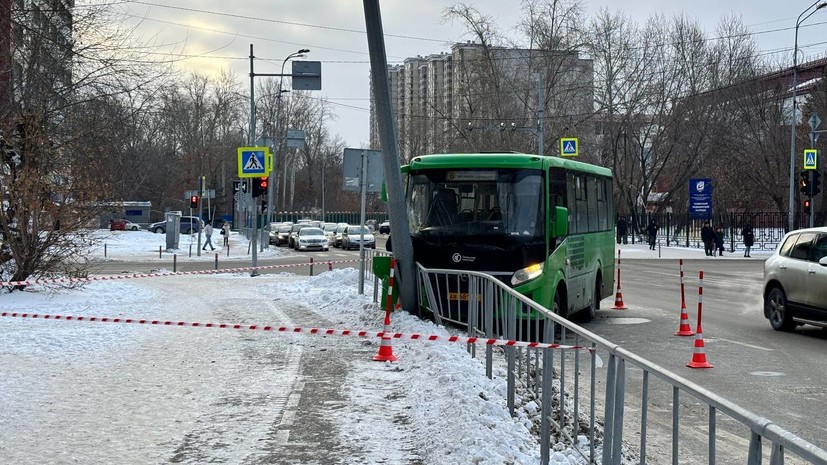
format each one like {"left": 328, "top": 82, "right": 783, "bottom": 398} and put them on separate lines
{"left": 363, "top": 0, "right": 418, "bottom": 315}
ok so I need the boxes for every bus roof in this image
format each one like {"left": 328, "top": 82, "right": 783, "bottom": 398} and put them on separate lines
{"left": 406, "top": 152, "right": 612, "bottom": 177}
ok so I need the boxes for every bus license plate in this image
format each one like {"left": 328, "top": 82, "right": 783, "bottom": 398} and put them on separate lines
{"left": 448, "top": 292, "right": 479, "bottom": 301}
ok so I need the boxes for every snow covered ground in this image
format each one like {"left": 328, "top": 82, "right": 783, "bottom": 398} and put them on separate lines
{"left": 0, "top": 230, "right": 595, "bottom": 464}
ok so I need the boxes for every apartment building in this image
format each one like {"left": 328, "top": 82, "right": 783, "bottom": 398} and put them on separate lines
{"left": 370, "top": 41, "right": 594, "bottom": 161}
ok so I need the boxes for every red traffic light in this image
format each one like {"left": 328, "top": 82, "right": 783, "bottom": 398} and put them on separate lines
{"left": 190, "top": 195, "right": 198, "bottom": 208}
{"left": 804, "top": 199, "right": 811, "bottom": 209}
{"left": 252, "top": 176, "right": 268, "bottom": 198}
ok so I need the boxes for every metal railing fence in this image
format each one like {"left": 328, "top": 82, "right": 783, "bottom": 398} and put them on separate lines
{"left": 416, "top": 264, "right": 827, "bottom": 465}
{"left": 622, "top": 211, "right": 827, "bottom": 253}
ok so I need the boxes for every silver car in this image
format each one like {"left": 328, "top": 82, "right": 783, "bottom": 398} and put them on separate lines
{"left": 763, "top": 226, "right": 827, "bottom": 331}
{"left": 341, "top": 225, "right": 375, "bottom": 250}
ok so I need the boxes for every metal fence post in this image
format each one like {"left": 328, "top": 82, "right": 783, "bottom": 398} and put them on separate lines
{"left": 540, "top": 347, "right": 553, "bottom": 465}
{"left": 603, "top": 353, "right": 617, "bottom": 465}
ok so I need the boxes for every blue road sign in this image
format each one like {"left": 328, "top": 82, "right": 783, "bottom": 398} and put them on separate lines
{"left": 689, "top": 178, "right": 713, "bottom": 220}
{"left": 237, "top": 146, "right": 270, "bottom": 178}
{"left": 804, "top": 149, "right": 818, "bottom": 170}
{"left": 560, "top": 137, "right": 578, "bottom": 157}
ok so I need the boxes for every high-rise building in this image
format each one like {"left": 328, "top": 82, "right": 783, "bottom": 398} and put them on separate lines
{"left": 370, "top": 42, "right": 594, "bottom": 161}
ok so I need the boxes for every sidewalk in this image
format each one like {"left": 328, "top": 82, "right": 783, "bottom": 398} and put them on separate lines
{"left": 616, "top": 241, "right": 772, "bottom": 260}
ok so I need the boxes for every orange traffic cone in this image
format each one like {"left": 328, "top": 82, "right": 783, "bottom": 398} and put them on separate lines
{"left": 687, "top": 330, "right": 713, "bottom": 368}
{"left": 676, "top": 305, "right": 694, "bottom": 336}
{"left": 687, "top": 271, "right": 712, "bottom": 368}
{"left": 374, "top": 259, "right": 398, "bottom": 362}
{"left": 675, "top": 259, "right": 694, "bottom": 336}
{"left": 612, "top": 249, "right": 627, "bottom": 310}
{"left": 373, "top": 323, "right": 398, "bottom": 362}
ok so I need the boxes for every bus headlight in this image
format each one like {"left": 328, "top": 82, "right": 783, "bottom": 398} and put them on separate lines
{"left": 511, "top": 263, "right": 543, "bottom": 286}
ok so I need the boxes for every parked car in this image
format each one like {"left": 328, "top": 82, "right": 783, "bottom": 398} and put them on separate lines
{"left": 109, "top": 219, "right": 127, "bottom": 231}
{"left": 323, "top": 223, "right": 338, "bottom": 245}
{"left": 149, "top": 216, "right": 203, "bottom": 234}
{"left": 124, "top": 220, "right": 142, "bottom": 231}
{"left": 378, "top": 221, "right": 390, "bottom": 234}
{"left": 332, "top": 224, "right": 349, "bottom": 248}
{"left": 294, "top": 227, "right": 329, "bottom": 252}
{"left": 272, "top": 225, "right": 292, "bottom": 246}
{"left": 341, "top": 225, "right": 376, "bottom": 250}
{"left": 763, "top": 226, "right": 827, "bottom": 331}
{"left": 267, "top": 222, "right": 283, "bottom": 244}
{"left": 287, "top": 223, "right": 311, "bottom": 248}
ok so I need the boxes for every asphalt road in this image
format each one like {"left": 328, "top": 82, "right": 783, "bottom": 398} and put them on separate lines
{"left": 581, "top": 258, "right": 827, "bottom": 463}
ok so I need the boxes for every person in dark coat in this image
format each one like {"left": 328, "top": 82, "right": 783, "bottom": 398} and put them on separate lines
{"left": 714, "top": 226, "right": 725, "bottom": 256}
{"left": 646, "top": 220, "right": 659, "bottom": 250}
{"left": 700, "top": 221, "right": 715, "bottom": 256}
{"left": 616, "top": 216, "right": 628, "bottom": 244}
{"left": 741, "top": 224, "right": 755, "bottom": 258}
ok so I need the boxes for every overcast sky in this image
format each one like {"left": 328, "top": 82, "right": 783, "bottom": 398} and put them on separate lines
{"left": 116, "top": 0, "right": 827, "bottom": 149}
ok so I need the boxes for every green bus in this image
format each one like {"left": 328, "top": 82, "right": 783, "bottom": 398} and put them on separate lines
{"left": 404, "top": 152, "right": 615, "bottom": 321}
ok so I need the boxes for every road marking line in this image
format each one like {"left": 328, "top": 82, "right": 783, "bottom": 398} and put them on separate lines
{"left": 711, "top": 337, "right": 772, "bottom": 351}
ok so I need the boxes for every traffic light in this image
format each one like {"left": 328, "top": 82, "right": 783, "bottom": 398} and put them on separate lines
{"left": 804, "top": 198, "right": 812, "bottom": 210}
{"left": 813, "top": 171, "right": 822, "bottom": 196}
{"left": 190, "top": 195, "right": 198, "bottom": 208}
{"left": 799, "top": 170, "right": 811, "bottom": 195}
{"left": 252, "top": 176, "right": 268, "bottom": 198}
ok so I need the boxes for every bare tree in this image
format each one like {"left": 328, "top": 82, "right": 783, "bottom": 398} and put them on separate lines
{"left": 0, "top": 1, "right": 167, "bottom": 285}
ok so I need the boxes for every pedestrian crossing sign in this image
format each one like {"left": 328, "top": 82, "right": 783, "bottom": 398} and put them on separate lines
{"left": 804, "top": 149, "right": 818, "bottom": 170}
{"left": 560, "top": 137, "right": 578, "bottom": 157}
{"left": 237, "top": 146, "right": 273, "bottom": 178}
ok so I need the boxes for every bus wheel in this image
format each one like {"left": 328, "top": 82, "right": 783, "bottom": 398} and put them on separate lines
{"left": 552, "top": 289, "right": 564, "bottom": 318}
{"left": 585, "top": 275, "right": 601, "bottom": 322}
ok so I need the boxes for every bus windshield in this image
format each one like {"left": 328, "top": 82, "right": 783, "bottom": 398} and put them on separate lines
{"left": 407, "top": 168, "right": 544, "bottom": 246}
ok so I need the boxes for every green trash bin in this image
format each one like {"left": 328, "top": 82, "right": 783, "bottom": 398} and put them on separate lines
{"left": 372, "top": 256, "right": 399, "bottom": 310}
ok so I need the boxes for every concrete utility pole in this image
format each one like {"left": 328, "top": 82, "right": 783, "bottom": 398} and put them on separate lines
{"left": 363, "top": 0, "right": 417, "bottom": 314}
{"left": 537, "top": 72, "right": 544, "bottom": 155}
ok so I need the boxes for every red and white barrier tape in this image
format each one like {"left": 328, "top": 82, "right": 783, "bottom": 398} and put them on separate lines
{"left": 0, "top": 311, "right": 589, "bottom": 351}
{"left": 0, "top": 259, "right": 367, "bottom": 288}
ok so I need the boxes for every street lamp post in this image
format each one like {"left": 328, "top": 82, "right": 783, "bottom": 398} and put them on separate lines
{"left": 788, "top": 1, "right": 827, "bottom": 232}
{"left": 267, "top": 49, "right": 309, "bottom": 225}
{"left": 248, "top": 45, "right": 308, "bottom": 275}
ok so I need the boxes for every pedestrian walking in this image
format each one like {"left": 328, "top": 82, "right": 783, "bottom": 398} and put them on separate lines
{"left": 714, "top": 226, "right": 725, "bottom": 256}
{"left": 222, "top": 222, "right": 230, "bottom": 246}
{"left": 646, "top": 220, "right": 659, "bottom": 250}
{"left": 701, "top": 221, "right": 715, "bottom": 256}
{"left": 616, "top": 216, "right": 628, "bottom": 244}
{"left": 203, "top": 222, "right": 215, "bottom": 251}
{"left": 741, "top": 224, "right": 754, "bottom": 258}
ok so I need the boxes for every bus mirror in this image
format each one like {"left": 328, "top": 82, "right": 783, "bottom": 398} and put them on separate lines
{"left": 381, "top": 165, "right": 411, "bottom": 203}
{"left": 552, "top": 206, "right": 568, "bottom": 238}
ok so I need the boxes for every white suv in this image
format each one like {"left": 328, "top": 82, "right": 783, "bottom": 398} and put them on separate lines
{"left": 763, "top": 226, "right": 827, "bottom": 331}
{"left": 149, "top": 216, "right": 203, "bottom": 234}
